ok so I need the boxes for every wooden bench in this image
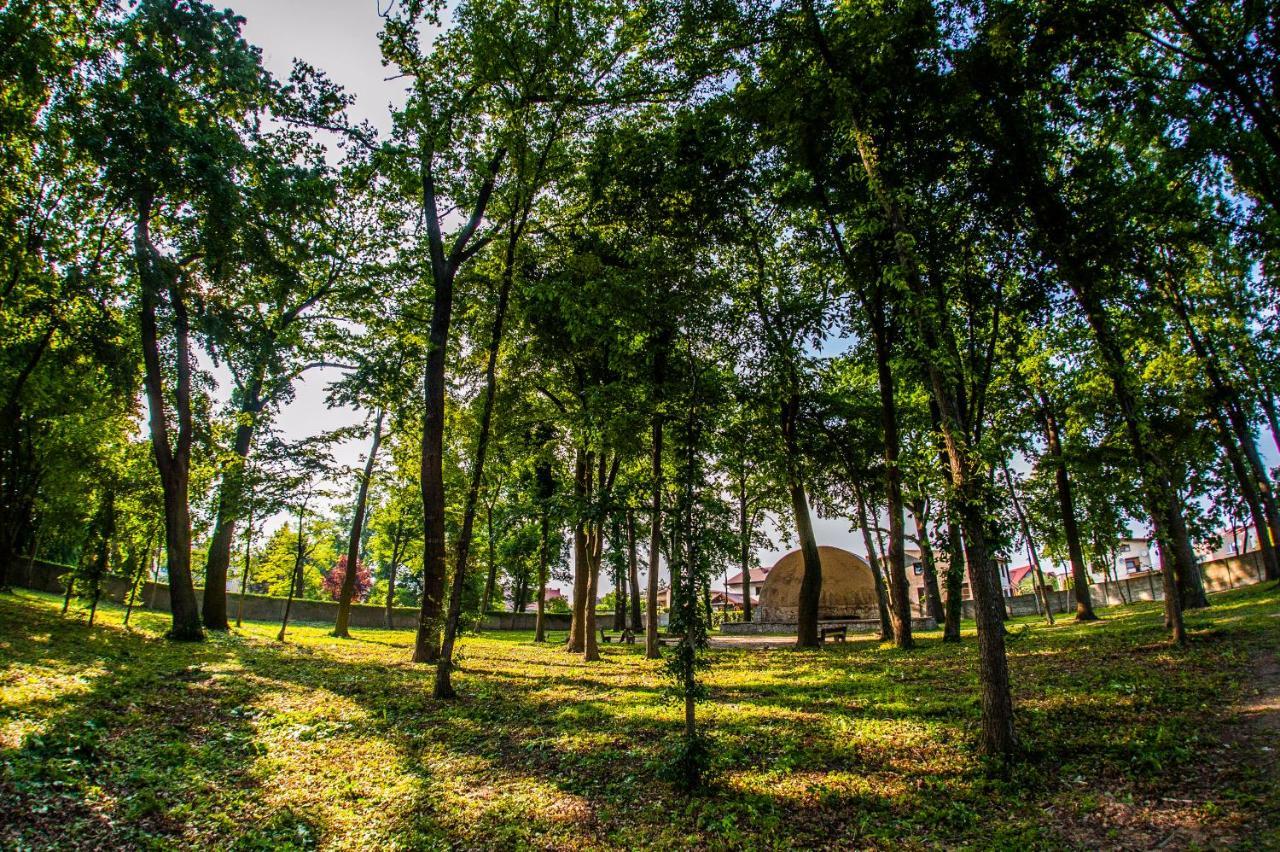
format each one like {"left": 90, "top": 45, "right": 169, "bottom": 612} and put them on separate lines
{"left": 658, "top": 633, "right": 684, "bottom": 647}
{"left": 599, "top": 627, "right": 637, "bottom": 645}
{"left": 819, "top": 625, "right": 847, "bottom": 644}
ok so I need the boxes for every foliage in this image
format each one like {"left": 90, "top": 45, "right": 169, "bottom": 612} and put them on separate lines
{"left": 320, "top": 555, "right": 372, "bottom": 604}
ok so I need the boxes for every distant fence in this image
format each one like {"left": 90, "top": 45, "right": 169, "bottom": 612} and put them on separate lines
{"left": 4, "top": 558, "right": 571, "bottom": 631}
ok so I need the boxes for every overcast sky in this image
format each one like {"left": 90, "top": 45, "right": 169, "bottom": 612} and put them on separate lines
{"left": 218, "top": 2, "right": 1279, "bottom": 600}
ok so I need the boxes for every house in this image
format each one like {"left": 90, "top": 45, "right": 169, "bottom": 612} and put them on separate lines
{"left": 903, "top": 547, "right": 1017, "bottom": 615}
{"left": 1198, "top": 524, "right": 1261, "bottom": 562}
{"left": 724, "top": 565, "right": 771, "bottom": 603}
{"left": 1105, "top": 537, "right": 1157, "bottom": 581}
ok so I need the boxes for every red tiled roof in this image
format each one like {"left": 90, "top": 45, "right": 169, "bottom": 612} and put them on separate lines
{"left": 725, "top": 566, "right": 770, "bottom": 585}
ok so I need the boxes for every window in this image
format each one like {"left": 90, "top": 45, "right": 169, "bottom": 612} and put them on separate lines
{"left": 1124, "top": 557, "right": 1140, "bottom": 573}
{"left": 1119, "top": 543, "right": 1130, "bottom": 553}
{"left": 912, "top": 561, "right": 923, "bottom": 575}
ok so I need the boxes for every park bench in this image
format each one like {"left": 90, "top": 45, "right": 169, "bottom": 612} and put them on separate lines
{"left": 819, "top": 625, "right": 847, "bottom": 644}
{"left": 599, "top": 627, "right": 637, "bottom": 645}
{"left": 657, "top": 632, "right": 684, "bottom": 647}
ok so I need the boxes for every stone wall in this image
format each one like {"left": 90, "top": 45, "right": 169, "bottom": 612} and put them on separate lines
{"left": 5, "top": 558, "right": 567, "bottom": 631}
{"left": 722, "top": 616, "right": 937, "bottom": 635}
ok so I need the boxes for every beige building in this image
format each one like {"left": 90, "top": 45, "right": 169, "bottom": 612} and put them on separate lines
{"left": 756, "top": 546, "right": 880, "bottom": 622}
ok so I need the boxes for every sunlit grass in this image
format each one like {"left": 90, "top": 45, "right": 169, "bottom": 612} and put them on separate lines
{"left": 2, "top": 583, "right": 1278, "bottom": 849}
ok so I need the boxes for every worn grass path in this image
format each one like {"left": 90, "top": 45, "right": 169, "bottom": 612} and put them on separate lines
{"left": 2, "top": 584, "right": 1278, "bottom": 850}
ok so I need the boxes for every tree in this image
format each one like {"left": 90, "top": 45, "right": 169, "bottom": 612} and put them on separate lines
{"left": 323, "top": 554, "right": 373, "bottom": 604}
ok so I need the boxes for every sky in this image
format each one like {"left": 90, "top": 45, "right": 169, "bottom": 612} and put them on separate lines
{"left": 216, "top": 1, "right": 1280, "bottom": 601}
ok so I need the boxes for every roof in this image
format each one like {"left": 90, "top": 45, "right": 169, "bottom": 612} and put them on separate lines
{"left": 1008, "top": 564, "right": 1034, "bottom": 587}
{"left": 725, "top": 566, "right": 771, "bottom": 585}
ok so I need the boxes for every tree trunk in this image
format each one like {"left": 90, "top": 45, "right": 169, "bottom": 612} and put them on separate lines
{"left": 1038, "top": 393, "right": 1097, "bottom": 621}
{"left": 1002, "top": 462, "right": 1054, "bottom": 625}
{"left": 910, "top": 496, "right": 945, "bottom": 623}
{"left": 384, "top": 517, "right": 404, "bottom": 629}
{"left": 134, "top": 200, "right": 201, "bottom": 642}
{"left": 782, "top": 394, "right": 822, "bottom": 648}
{"left": 1164, "top": 283, "right": 1280, "bottom": 581}
{"left": 480, "top": 501, "right": 498, "bottom": 619}
{"left": 870, "top": 286, "right": 913, "bottom": 648}
{"left": 627, "top": 508, "right": 643, "bottom": 631}
{"left": 854, "top": 484, "right": 893, "bottom": 641}
{"left": 568, "top": 449, "right": 590, "bottom": 653}
{"left": 942, "top": 512, "right": 965, "bottom": 641}
{"left": 645, "top": 418, "right": 664, "bottom": 659}
{"left": 584, "top": 452, "right": 610, "bottom": 663}
{"left": 237, "top": 501, "right": 254, "bottom": 629}
{"left": 1155, "top": 523, "right": 1187, "bottom": 645}
{"left": 335, "top": 408, "right": 384, "bottom": 638}
{"left": 124, "top": 536, "right": 152, "bottom": 627}
{"left": 202, "top": 373, "right": 264, "bottom": 631}
{"left": 277, "top": 505, "right": 306, "bottom": 642}
{"left": 738, "top": 480, "right": 753, "bottom": 624}
{"left": 535, "top": 506, "right": 549, "bottom": 642}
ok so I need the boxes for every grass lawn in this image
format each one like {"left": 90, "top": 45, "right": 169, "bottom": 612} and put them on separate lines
{"left": 2, "top": 585, "right": 1278, "bottom": 850}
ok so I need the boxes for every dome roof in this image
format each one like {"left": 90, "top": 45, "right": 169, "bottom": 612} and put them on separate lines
{"left": 756, "top": 545, "right": 880, "bottom": 622}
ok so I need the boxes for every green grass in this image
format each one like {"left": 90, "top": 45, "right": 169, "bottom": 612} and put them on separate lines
{"left": 2, "top": 585, "right": 1278, "bottom": 850}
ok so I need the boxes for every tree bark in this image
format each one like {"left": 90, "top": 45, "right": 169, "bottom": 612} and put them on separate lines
{"left": 910, "top": 495, "right": 946, "bottom": 623}
{"left": 134, "top": 198, "right": 201, "bottom": 642}
{"left": 480, "top": 499, "right": 499, "bottom": 619}
{"left": 1037, "top": 392, "right": 1098, "bottom": 621}
{"left": 535, "top": 505, "right": 549, "bottom": 642}
{"left": 335, "top": 408, "right": 384, "bottom": 638}
{"left": 568, "top": 449, "right": 590, "bottom": 654}
{"left": 645, "top": 417, "right": 664, "bottom": 658}
{"left": 627, "top": 508, "right": 643, "bottom": 631}
{"left": 277, "top": 504, "right": 307, "bottom": 642}
{"left": 411, "top": 145, "right": 505, "bottom": 666}
{"left": 854, "top": 483, "right": 893, "bottom": 641}
{"left": 584, "top": 453, "right": 605, "bottom": 663}
{"left": 202, "top": 369, "right": 265, "bottom": 631}
{"left": 738, "top": 478, "right": 754, "bottom": 624}
{"left": 384, "top": 516, "right": 404, "bottom": 629}
{"left": 782, "top": 394, "right": 822, "bottom": 648}
{"left": 1002, "top": 462, "right": 1055, "bottom": 625}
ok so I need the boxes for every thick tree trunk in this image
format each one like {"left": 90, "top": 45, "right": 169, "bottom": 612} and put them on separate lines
{"left": 584, "top": 453, "right": 605, "bottom": 663}
{"left": 202, "top": 374, "right": 263, "bottom": 630}
{"left": 627, "top": 509, "right": 642, "bottom": 632}
{"left": 1155, "top": 523, "right": 1187, "bottom": 644}
{"left": 854, "top": 485, "right": 893, "bottom": 641}
{"left": 942, "top": 513, "right": 965, "bottom": 641}
{"left": 134, "top": 202, "right": 201, "bottom": 642}
{"left": 1038, "top": 394, "right": 1097, "bottom": 621}
{"left": 335, "top": 408, "right": 384, "bottom": 638}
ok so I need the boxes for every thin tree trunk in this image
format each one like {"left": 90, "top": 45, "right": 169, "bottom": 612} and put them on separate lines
{"left": 535, "top": 507, "right": 549, "bottom": 642}
{"left": 480, "top": 500, "right": 498, "bottom": 619}
{"left": 854, "top": 483, "right": 893, "bottom": 641}
{"left": 202, "top": 377, "right": 263, "bottom": 631}
{"left": 237, "top": 501, "right": 254, "bottom": 629}
{"left": 1002, "top": 462, "right": 1054, "bottom": 625}
{"left": 334, "top": 409, "right": 384, "bottom": 637}
{"left": 124, "top": 536, "right": 153, "bottom": 627}
{"left": 627, "top": 508, "right": 642, "bottom": 632}
{"left": 645, "top": 418, "right": 664, "bottom": 659}
{"left": 783, "top": 394, "right": 823, "bottom": 648}
{"left": 277, "top": 504, "right": 306, "bottom": 643}
{"left": 1038, "top": 393, "right": 1098, "bottom": 621}
{"left": 910, "top": 495, "right": 945, "bottom": 623}
{"left": 384, "top": 516, "right": 404, "bottom": 629}
{"left": 738, "top": 479, "right": 753, "bottom": 624}
{"left": 568, "top": 450, "right": 590, "bottom": 654}
{"left": 412, "top": 146, "right": 504, "bottom": 665}
{"left": 584, "top": 454, "right": 604, "bottom": 662}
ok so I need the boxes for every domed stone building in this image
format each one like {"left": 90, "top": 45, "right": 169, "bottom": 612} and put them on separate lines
{"left": 756, "top": 545, "right": 880, "bottom": 622}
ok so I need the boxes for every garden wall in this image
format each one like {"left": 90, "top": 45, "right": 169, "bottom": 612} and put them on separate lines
{"left": 4, "top": 558, "right": 571, "bottom": 631}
